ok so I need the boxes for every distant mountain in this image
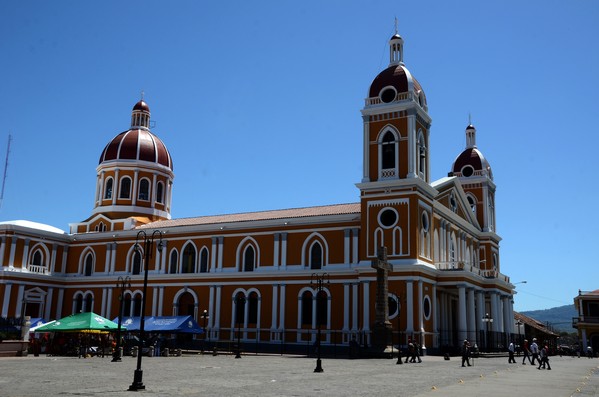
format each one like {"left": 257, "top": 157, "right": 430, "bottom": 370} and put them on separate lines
{"left": 520, "top": 304, "right": 577, "bottom": 333}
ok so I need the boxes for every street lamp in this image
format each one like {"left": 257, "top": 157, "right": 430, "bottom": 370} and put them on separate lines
{"left": 112, "top": 275, "right": 131, "bottom": 362}
{"left": 234, "top": 295, "right": 246, "bottom": 359}
{"left": 482, "top": 313, "right": 494, "bottom": 352}
{"left": 201, "top": 309, "right": 209, "bottom": 353}
{"left": 516, "top": 319, "right": 523, "bottom": 354}
{"left": 128, "top": 230, "right": 164, "bottom": 392}
{"left": 311, "top": 272, "right": 329, "bottom": 373}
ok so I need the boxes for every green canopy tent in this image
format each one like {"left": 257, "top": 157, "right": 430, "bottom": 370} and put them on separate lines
{"left": 36, "top": 312, "right": 124, "bottom": 333}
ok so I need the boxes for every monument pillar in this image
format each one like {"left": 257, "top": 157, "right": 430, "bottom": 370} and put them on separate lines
{"left": 371, "top": 247, "right": 393, "bottom": 353}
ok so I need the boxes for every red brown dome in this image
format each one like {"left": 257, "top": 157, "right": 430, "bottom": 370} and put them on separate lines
{"left": 99, "top": 129, "right": 173, "bottom": 170}
{"left": 133, "top": 100, "right": 150, "bottom": 112}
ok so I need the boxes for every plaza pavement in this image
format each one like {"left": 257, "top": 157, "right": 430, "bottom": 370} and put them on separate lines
{"left": 0, "top": 353, "right": 597, "bottom": 396}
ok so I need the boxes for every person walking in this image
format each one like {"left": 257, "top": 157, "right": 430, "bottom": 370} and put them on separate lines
{"left": 461, "top": 340, "right": 472, "bottom": 367}
{"left": 521, "top": 339, "right": 532, "bottom": 364}
{"left": 508, "top": 341, "right": 516, "bottom": 363}
{"left": 537, "top": 345, "right": 552, "bottom": 370}
{"left": 530, "top": 338, "right": 540, "bottom": 366}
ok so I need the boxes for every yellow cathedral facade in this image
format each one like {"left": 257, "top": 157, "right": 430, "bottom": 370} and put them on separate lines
{"left": 0, "top": 33, "right": 515, "bottom": 354}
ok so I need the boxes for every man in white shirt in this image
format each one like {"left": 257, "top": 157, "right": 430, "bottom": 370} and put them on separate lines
{"left": 530, "top": 338, "right": 540, "bottom": 366}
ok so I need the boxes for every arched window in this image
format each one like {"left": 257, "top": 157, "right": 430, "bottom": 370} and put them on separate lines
{"left": 381, "top": 131, "right": 396, "bottom": 170}
{"left": 182, "top": 244, "right": 196, "bottom": 273}
{"left": 301, "top": 291, "right": 313, "bottom": 326}
{"left": 104, "top": 178, "right": 113, "bottom": 199}
{"left": 316, "top": 290, "right": 327, "bottom": 327}
{"left": 199, "top": 248, "right": 209, "bottom": 273}
{"left": 488, "top": 195, "right": 495, "bottom": 232}
{"left": 156, "top": 182, "right": 164, "bottom": 203}
{"left": 467, "top": 194, "right": 477, "bottom": 214}
{"left": 169, "top": 250, "right": 178, "bottom": 274}
{"left": 84, "top": 294, "right": 93, "bottom": 313}
{"left": 74, "top": 294, "right": 83, "bottom": 314}
{"left": 29, "top": 250, "right": 45, "bottom": 273}
{"left": 309, "top": 242, "right": 322, "bottom": 270}
{"left": 138, "top": 179, "right": 149, "bottom": 201}
{"left": 243, "top": 246, "right": 255, "bottom": 272}
{"left": 133, "top": 295, "right": 142, "bottom": 316}
{"left": 84, "top": 254, "right": 93, "bottom": 276}
{"left": 248, "top": 291, "right": 258, "bottom": 324}
{"left": 234, "top": 292, "right": 246, "bottom": 325}
{"left": 417, "top": 132, "right": 427, "bottom": 179}
{"left": 119, "top": 177, "right": 131, "bottom": 199}
{"left": 131, "top": 250, "right": 142, "bottom": 275}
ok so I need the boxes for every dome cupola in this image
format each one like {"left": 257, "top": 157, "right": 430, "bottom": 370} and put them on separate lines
{"left": 450, "top": 124, "right": 493, "bottom": 180}
{"left": 366, "top": 33, "right": 427, "bottom": 111}
{"left": 90, "top": 99, "right": 175, "bottom": 225}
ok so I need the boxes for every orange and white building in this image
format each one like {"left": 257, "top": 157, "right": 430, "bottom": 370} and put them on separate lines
{"left": 0, "top": 32, "right": 515, "bottom": 353}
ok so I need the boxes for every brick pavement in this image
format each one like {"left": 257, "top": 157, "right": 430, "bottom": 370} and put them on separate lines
{"left": 0, "top": 353, "right": 597, "bottom": 396}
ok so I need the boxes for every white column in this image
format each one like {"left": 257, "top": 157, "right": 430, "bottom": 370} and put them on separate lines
{"left": 271, "top": 284, "right": 278, "bottom": 332}
{"left": 44, "top": 288, "right": 54, "bottom": 320}
{"left": 362, "top": 116, "right": 370, "bottom": 183}
{"left": 490, "top": 292, "right": 499, "bottom": 332}
{"left": 406, "top": 281, "right": 414, "bottom": 334}
{"left": 502, "top": 295, "right": 510, "bottom": 334}
{"left": 132, "top": 170, "right": 139, "bottom": 205}
{"left": 407, "top": 113, "right": 417, "bottom": 178}
{"left": 343, "top": 229, "right": 350, "bottom": 264}
{"left": 21, "top": 239, "right": 30, "bottom": 268}
{"left": 15, "top": 285, "right": 25, "bottom": 317}
{"left": 457, "top": 285, "right": 467, "bottom": 342}
{"left": 281, "top": 233, "right": 288, "bottom": 268}
{"left": 476, "top": 290, "right": 485, "bottom": 335}
{"left": 214, "top": 285, "right": 222, "bottom": 336}
{"left": 8, "top": 237, "right": 17, "bottom": 268}
{"left": 362, "top": 281, "right": 370, "bottom": 332}
{"left": 158, "top": 286, "right": 164, "bottom": 316}
{"left": 50, "top": 244, "right": 57, "bottom": 273}
{"left": 278, "top": 284, "right": 286, "bottom": 330}
{"left": 467, "top": 288, "right": 476, "bottom": 341}
{"left": 217, "top": 237, "right": 224, "bottom": 271}
{"left": 208, "top": 286, "right": 215, "bottom": 329}
{"left": 56, "top": 289, "right": 64, "bottom": 319}
{"left": 273, "top": 234, "right": 280, "bottom": 267}
{"left": 1, "top": 283, "right": 12, "bottom": 317}
{"left": 343, "top": 283, "right": 350, "bottom": 333}
{"left": 60, "top": 246, "right": 68, "bottom": 274}
{"left": 211, "top": 237, "right": 218, "bottom": 272}
{"left": 110, "top": 243, "right": 117, "bottom": 273}
{"left": 152, "top": 287, "right": 158, "bottom": 316}
{"left": 352, "top": 283, "right": 359, "bottom": 332}
{"left": 352, "top": 228, "right": 359, "bottom": 264}
{"left": 104, "top": 243, "right": 111, "bottom": 273}
{"left": 101, "top": 288, "right": 107, "bottom": 317}
{"left": 0, "top": 237, "right": 5, "bottom": 267}
{"left": 112, "top": 169, "right": 119, "bottom": 205}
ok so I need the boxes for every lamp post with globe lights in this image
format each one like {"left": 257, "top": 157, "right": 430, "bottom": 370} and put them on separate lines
{"left": 128, "top": 230, "right": 164, "bottom": 391}
{"left": 112, "top": 275, "right": 131, "bottom": 362}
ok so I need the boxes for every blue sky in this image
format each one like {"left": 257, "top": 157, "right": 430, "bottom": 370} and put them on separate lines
{"left": 1, "top": 1, "right": 597, "bottom": 313}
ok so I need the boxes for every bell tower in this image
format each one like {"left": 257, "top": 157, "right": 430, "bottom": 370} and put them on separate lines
{"left": 356, "top": 32, "right": 434, "bottom": 260}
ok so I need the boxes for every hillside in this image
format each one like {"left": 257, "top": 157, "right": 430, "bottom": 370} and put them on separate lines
{"left": 520, "top": 304, "right": 577, "bottom": 333}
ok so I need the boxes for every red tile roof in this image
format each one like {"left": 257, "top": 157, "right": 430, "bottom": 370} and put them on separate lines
{"left": 139, "top": 203, "right": 361, "bottom": 229}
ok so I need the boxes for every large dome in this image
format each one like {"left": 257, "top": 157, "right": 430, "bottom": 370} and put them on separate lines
{"left": 99, "top": 129, "right": 173, "bottom": 170}
{"left": 98, "top": 100, "right": 173, "bottom": 170}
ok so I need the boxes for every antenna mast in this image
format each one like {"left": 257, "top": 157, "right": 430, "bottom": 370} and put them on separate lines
{"left": 0, "top": 134, "right": 12, "bottom": 209}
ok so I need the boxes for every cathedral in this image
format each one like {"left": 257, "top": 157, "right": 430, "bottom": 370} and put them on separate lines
{"left": 0, "top": 32, "right": 515, "bottom": 354}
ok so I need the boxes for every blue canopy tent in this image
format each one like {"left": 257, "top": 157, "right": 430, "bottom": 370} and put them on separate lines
{"left": 114, "top": 316, "right": 204, "bottom": 334}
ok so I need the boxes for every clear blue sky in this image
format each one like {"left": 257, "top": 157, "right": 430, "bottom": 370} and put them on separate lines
{"left": 1, "top": 1, "right": 597, "bottom": 313}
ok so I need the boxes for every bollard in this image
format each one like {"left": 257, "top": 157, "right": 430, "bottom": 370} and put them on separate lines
{"left": 212, "top": 347, "right": 217, "bottom": 356}
{"left": 164, "top": 348, "right": 169, "bottom": 357}
{"left": 131, "top": 346, "right": 138, "bottom": 357}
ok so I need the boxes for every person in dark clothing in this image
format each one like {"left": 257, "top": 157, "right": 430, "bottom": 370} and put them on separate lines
{"left": 461, "top": 340, "right": 472, "bottom": 367}
{"left": 537, "top": 345, "right": 552, "bottom": 370}
{"left": 521, "top": 339, "right": 532, "bottom": 364}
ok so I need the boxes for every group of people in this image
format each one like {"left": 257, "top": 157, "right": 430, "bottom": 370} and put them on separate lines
{"left": 404, "top": 339, "right": 422, "bottom": 363}
{"left": 519, "top": 338, "right": 551, "bottom": 370}
{"left": 460, "top": 337, "right": 551, "bottom": 370}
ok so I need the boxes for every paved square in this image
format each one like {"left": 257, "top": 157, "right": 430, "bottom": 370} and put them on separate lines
{"left": 0, "top": 354, "right": 597, "bottom": 396}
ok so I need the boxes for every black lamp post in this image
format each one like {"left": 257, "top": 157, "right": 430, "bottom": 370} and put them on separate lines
{"left": 128, "top": 230, "right": 164, "bottom": 392}
{"left": 482, "top": 313, "right": 493, "bottom": 353}
{"left": 112, "top": 275, "right": 131, "bottom": 362}
{"left": 311, "top": 272, "right": 329, "bottom": 373}
{"left": 234, "top": 295, "right": 246, "bottom": 359}
{"left": 515, "top": 319, "right": 523, "bottom": 355}
{"left": 201, "top": 309, "right": 208, "bottom": 353}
